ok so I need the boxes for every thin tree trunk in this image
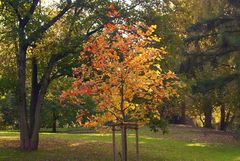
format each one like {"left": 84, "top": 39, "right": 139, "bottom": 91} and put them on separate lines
{"left": 120, "top": 76, "right": 127, "bottom": 161}
{"left": 52, "top": 109, "right": 57, "bottom": 133}
{"left": 202, "top": 95, "right": 212, "bottom": 128}
{"left": 220, "top": 105, "right": 226, "bottom": 131}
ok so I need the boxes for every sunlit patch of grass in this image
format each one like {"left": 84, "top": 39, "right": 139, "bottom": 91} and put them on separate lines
{"left": 141, "top": 136, "right": 162, "bottom": 140}
{"left": 0, "top": 131, "right": 19, "bottom": 135}
{"left": 186, "top": 143, "right": 207, "bottom": 147}
{"left": 0, "top": 136, "right": 18, "bottom": 140}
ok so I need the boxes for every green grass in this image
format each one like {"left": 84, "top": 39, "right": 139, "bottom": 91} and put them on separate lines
{"left": 1, "top": 126, "right": 240, "bottom": 161}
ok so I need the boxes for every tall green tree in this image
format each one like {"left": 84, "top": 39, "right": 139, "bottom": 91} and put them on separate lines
{"left": 185, "top": 0, "right": 240, "bottom": 130}
{"left": 0, "top": 0, "right": 99, "bottom": 150}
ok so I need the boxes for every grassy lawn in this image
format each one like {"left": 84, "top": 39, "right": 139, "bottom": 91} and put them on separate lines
{"left": 1, "top": 125, "right": 240, "bottom": 161}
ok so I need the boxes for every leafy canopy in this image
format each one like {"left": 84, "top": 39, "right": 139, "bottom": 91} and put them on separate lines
{"left": 61, "top": 14, "right": 177, "bottom": 128}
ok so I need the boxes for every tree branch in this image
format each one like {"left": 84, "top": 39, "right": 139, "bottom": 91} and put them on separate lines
{"left": 28, "top": 2, "right": 73, "bottom": 44}
{"left": 6, "top": 0, "right": 22, "bottom": 22}
{"left": 21, "top": 0, "right": 40, "bottom": 27}
{"left": 192, "top": 73, "right": 240, "bottom": 93}
{"left": 85, "top": 25, "right": 104, "bottom": 38}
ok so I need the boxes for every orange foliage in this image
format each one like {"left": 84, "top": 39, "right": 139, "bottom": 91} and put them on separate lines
{"left": 61, "top": 19, "right": 178, "bottom": 128}
{"left": 106, "top": 3, "right": 121, "bottom": 17}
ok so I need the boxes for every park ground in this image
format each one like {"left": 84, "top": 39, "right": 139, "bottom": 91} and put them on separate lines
{"left": 1, "top": 125, "right": 240, "bottom": 161}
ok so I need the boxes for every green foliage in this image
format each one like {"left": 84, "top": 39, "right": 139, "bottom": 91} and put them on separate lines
{"left": 148, "top": 117, "right": 169, "bottom": 134}
{"left": 181, "top": 0, "right": 240, "bottom": 130}
{"left": 41, "top": 77, "right": 97, "bottom": 129}
{"left": 0, "top": 94, "right": 18, "bottom": 129}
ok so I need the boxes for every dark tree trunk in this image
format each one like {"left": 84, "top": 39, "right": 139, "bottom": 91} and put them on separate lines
{"left": 29, "top": 75, "right": 50, "bottom": 150}
{"left": 52, "top": 109, "right": 57, "bottom": 133}
{"left": 18, "top": 51, "right": 52, "bottom": 150}
{"left": 30, "top": 56, "right": 54, "bottom": 149}
{"left": 204, "top": 107, "right": 212, "bottom": 128}
{"left": 220, "top": 105, "right": 227, "bottom": 131}
{"left": 202, "top": 96, "right": 212, "bottom": 129}
{"left": 18, "top": 44, "right": 30, "bottom": 150}
{"left": 18, "top": 53, "right": 44, "bottom": 150}
{"left": 30, "top": 57, "right": 40, "bottom": 137}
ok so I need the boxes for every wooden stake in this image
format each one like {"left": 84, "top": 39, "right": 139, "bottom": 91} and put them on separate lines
{"left": 121, "top": 125, "right": 127, "bottom": 161}
{"left": 136, "top": 127, "right": 139, "bottom": 161}
{"left": 112, "top": 126, "right": 116, "bottom": 161}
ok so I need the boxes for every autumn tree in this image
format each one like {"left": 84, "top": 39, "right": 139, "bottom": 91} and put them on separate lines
{"left": 61, "top": 16, "right": 177, "bottom": 159}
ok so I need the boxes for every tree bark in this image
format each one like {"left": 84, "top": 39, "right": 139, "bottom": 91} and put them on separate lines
{"left": 18, "top": 51, "right": 54, "bottom": 150}
{"left": 52, "top": 109, "right": 57, "bottom": 133}
{"left": 29, "top": 57, "right": 40, "bottom": 137}
{"left": 29, "top": 55, "right": 56, "bottom": 150}
{"left": 204, "top": 107, "right": 212, "bottom": 128}
{"left": 202, "top": 95, "right": 212, "bottom": 129}
{"left": 18, "top": 44, "right": 30, "bottom": 150}
{"left": 220, "top": 105, "right": 227, "bottom": 131}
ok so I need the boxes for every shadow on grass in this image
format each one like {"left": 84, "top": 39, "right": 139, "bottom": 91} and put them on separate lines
{"left": 39, "top": 127, "right": 96, "bottom": 134}
{"left": 0, "top": 136, "right": 113, "bottom": 161}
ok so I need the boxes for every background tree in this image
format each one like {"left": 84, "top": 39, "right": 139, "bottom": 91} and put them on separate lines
{"left": 185, "top": 0, "right": 240, "bottom": 130}
{"left": 42, "top": 77, "right": 96, "bottom": 133}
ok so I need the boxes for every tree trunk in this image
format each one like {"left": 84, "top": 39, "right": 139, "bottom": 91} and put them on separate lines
{"left": 29, "top": 82, "right": 49, "bottom": 150}
{"left": 220, "top": 105, "right": 227, "bottom": 131}
{"left": 18, "top": 51, "right": 52, "bottom": 150}
{"left": 52, "top": 109, "right": 57, "bottom": 133}
{"left": 30, "top": 57, "right": 40, "bottom": 137}
{"left": 18, "top": 44, "right": 30, "bottom": 150}
{"left": 18, "top": 52, "right": 41, "bottom": 150}
{"left": 202, "top": 95, "right": 212, "bottom": 129}
{"left": 204, "top": 107, "right": 212, "bottom": 128}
